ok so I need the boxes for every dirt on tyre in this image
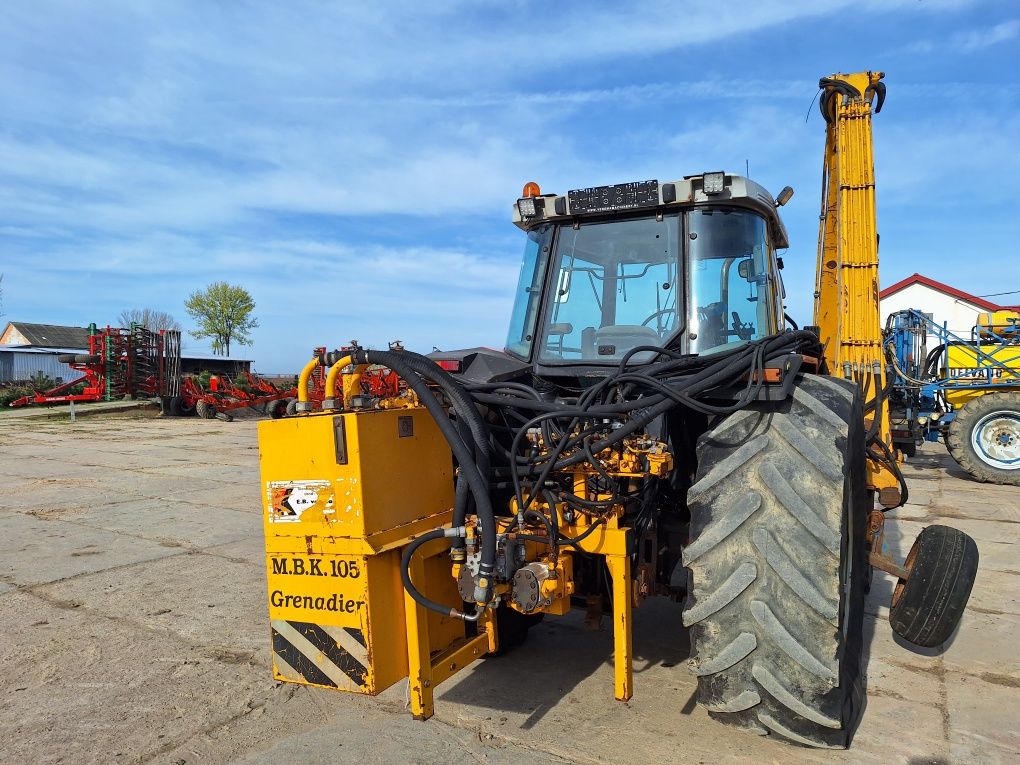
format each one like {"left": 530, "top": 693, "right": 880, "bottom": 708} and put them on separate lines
{"left": 685, "top": 374, "right": 868, "bottom": 748}
{"left": 946, "top": 392, "right": 1020, "bottom": 485}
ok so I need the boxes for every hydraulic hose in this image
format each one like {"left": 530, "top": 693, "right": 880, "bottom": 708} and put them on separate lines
{"left": 321, "top": 354, "right": 354, "bottom": 409}
{"left": 296, "top": 353, "right": 324, "bottom": 409}
{"left": 352, "top": 348, "right": 497, "bottom": 602}
{"left": 401, "top": 527, "right": 481, "bottom": 620}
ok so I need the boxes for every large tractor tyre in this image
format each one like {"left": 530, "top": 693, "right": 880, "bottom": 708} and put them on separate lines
{"left": 946, "top": 393, "right": 1020, "bottom": 485}
{"left": 685, "top": 374, "right": 868, "bottom": 749}
{"left": 195, "top": 400, "right": 216, "bottom": 420}
{"left": 889, "top": 525, "right": 978, "bottom": 648}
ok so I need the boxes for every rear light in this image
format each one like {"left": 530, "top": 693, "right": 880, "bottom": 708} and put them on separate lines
{"left": 435, "top": 359, "right": 461, "bottom": 373}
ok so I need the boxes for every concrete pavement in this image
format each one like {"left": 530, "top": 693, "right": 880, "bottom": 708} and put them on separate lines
{"left": 0, "top": 413, "right": 1016, "bottom": 763}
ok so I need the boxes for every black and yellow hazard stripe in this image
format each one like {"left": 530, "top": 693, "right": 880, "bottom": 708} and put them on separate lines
{"left": 271, "top": 619, "right": 369, "bottom": 690}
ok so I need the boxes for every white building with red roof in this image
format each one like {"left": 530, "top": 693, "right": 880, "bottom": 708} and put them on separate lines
{"left": 879, "top": 274, "right": 1019, "bottom": 337}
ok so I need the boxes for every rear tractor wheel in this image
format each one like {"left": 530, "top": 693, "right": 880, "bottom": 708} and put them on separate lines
{"left": 685, "top": 375, "right": 868, "bottom": 748}
{"left": 946, "top": 392, "right": 1020, "bottom": 485}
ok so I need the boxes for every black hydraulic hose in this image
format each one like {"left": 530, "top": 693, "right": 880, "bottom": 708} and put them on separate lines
{"left": 401, "top": 529, "right": 457, "bottom": 616}
{"left": 451, "top": 474, "right": 470, "bottom": 553}
{"left": 784, "top": 313, "right": 799, "bottom": 330}
{"left": 925, "top": 344, "right": 946, "bottom": 379}
{"left": 868, "top": 435, "right": 909, "bottom": 507}
{"left": 353, "top": 349, "right": 496, "bottom": 597}
{"left": 396, "top": 351, "right": 492, "bottom": 470}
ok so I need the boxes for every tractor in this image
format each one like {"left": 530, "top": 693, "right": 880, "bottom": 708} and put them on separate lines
{"left": 257, "top": 71, "right": 979, "bottom": 749}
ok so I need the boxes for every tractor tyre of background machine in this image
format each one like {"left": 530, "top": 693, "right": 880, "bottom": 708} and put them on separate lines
{"left": 490, "top": 603, "right": 543, "bottom": 656}
{"left": 285, "top": 398, "right": 298, "bottom": 416}
{"left": 889, "top": 524, "right": 978, "bottom": 648}
{"left": 195, "top": 400, "right": 216, "bottom": 420}
{"left": 172, "top": 396, "right": 196, "bottom": 417}
{"left": 946, "top": 392, "right": 1020, "bottom": 485}
{"left": 268, "top": 399, "right": 288, "bottom": 419}
{"left": 685, "top": 374, "right": 868, "bottom": 749}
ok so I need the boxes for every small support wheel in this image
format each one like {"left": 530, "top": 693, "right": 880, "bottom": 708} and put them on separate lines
{"left": 890, "top": 525, "right": 979, "bottom": 647}
{"left": 285, "top": 398, "right": 299, "bottom": 416}
{"left": 195, "top": 400, "right": 216, "bottom": 419}
{"left": 269, "top": 399, "right": 288, "bottom": 419}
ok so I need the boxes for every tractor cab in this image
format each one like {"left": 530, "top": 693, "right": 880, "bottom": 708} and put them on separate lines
{"left": 506, "top": 174, "right": 793, "bottom": 374}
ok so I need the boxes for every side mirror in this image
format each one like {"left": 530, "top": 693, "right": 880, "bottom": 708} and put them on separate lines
{"left": 737, "top": 258, "right": 755, "bottom": 280}
{"left": 775, "top": 186, "right": 794, "bottom": 207}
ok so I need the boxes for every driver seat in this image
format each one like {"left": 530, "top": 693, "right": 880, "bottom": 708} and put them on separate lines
{"left": 591, "top": 325, "right": 661, "bottom": 360}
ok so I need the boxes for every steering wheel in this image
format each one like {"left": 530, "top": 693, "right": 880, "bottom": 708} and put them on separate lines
{"left": 641, "top": 308, "right": 677, "bottom": 329}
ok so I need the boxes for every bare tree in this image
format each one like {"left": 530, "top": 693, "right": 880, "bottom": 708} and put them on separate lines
{"left": 118, "top": 308, "right": 182, "bottom": 331}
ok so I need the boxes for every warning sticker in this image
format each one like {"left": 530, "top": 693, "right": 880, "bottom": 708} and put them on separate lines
{"left": 267, "top": 480, "right": 334, "bottom": 523}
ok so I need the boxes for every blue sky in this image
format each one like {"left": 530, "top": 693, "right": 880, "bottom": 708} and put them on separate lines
{"left": 1, "top": 1, "right": 1017, "bottom": 371}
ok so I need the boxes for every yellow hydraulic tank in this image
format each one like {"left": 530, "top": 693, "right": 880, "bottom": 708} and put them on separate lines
{"left": 258, "top": 407, "right": 460, "bottom": 695}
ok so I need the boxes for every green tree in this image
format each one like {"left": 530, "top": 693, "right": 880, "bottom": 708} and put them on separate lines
{"left": 184, "top": 282, "right": 259, "bottom": 357}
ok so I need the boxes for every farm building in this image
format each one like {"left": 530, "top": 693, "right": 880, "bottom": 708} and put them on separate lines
{"left": 880, "top": 274, "right": 1019, "bottom": 337}
{"left": 0, "top": 321, "right": 253, "bottom": 383}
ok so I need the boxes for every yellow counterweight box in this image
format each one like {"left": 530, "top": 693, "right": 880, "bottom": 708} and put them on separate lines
{"left": 258, "top": 407, "right": 463, "bottom": 696}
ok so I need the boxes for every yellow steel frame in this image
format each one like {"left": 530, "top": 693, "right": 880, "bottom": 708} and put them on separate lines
{"left": 813, "top": 70, "right": 900, "bottom": 505}
{"left": 404, "top": 517, "right": 634, "bottom": 719}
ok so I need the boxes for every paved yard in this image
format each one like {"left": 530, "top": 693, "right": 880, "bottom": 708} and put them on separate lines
{"left": 1, "top": 409, "right": 1017, "bottom": 763}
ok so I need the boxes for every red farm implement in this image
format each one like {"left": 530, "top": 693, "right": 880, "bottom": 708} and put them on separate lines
{"left": 178, "top": 372, "right": 297, "bottom": 422}
{"left": 10, "top": 324, "right": 181, "bottom": 408}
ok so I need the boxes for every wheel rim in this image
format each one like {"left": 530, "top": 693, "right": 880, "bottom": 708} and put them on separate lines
{"left": 971, "top": 410, "right": 1020, "bottom": 470}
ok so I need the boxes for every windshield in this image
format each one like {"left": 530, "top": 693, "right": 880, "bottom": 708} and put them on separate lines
{"left": 538, "top": 214, "right": 680, "bottom": 363}
{"left": 688, "top": 208, "right": 774, "bottom": 355}
{"left": 505, "top": 225, "right": 552, "bottom": 359}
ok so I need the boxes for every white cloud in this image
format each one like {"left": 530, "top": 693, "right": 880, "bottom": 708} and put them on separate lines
{"left": 956, "top": 18, "right": 1020, "bottom": 51}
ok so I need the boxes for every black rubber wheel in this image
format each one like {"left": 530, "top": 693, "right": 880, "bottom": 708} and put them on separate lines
{"left": 889, "top": 525, "right": 978, "bottom": 648}
{"left": 168, "top": 396, "right": 196, "bottom": 417}
{"left": 685, "top": 375, "right": 868, "bottom": 748}
{"left": 269, "top": 399, "right": 288, "bottom": 419}
{"left": 285, "top": 398, "right": 299, "bottom": 416}
{"left": 946, "top": 393, "right": 1020, "bottom": 485}
{"left": 195, "top": 400, "right": 216, "bottom": 420}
